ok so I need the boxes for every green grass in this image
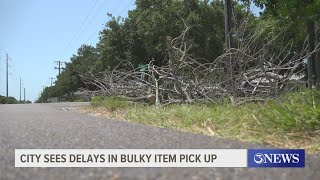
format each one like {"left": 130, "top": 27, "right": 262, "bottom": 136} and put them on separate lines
{"left": 89, "top": 90, "right": 320, "bottom": 153}
{"left": 91, "top": 96, "right": 130, "bottom": 111}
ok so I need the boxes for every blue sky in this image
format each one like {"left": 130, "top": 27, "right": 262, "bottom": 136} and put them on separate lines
{"left": 0, "top": 0, "right": 262, "bottom": 102}
{"left": 0, "top": 0, "right": 136, "bottom": 101}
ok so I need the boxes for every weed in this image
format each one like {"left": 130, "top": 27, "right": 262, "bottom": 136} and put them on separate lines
{"left": 89, "top": 90, "right": 320, "bottom": 153}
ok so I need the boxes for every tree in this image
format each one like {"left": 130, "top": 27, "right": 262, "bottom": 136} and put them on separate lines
{"left": 57, "top": 45, "right": 99, "bottom": 99}
{"left": 44, "top": 0, "right": 255, "bottom": 102}
{"left": 97, "top": 0, "right": 245, "bottom": 67}
{"left": 38, "top": 45, "right": 99, "bottom": 102}
{"left": 0, "top": 95, "right": 18, "bottom": 104}
{"left": 242, "top": 0, "right": 320, "bottom": 87}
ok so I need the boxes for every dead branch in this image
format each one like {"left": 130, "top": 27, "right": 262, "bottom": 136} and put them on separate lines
{"left": 80, "top": 22, "right": 319, "bottom": 105}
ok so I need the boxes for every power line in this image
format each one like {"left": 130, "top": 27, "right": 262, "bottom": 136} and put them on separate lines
{"left": 85, "top": 27, "right": 102, "bottom": 44}
{"left": 87, "top": 0, "right": 167, "bottom": 45}
{"left": 4, "top": 54, "right": 16, "bottom": 97}
{"left": 64, "top": 0, "right": 167, "bottom": 67}
{"left": 64, "top": 0, "right": 109, "bottom": 53}
{"left": 80, "top": 0, "right": 100, "bottom": 31}
{"left": 7, "top": 56, "right": 18, "bottom": 81}
{"left": 62, "top": 0, "right": 102, "bottom": 53}
{"left": 85, "top": 0, "right": 136, "bottom": 45}
{"left": 4, "top": 53, "right": 22, "bottom": 98}
{"left": 114, "top": 0, "right": 168, "bottom": 36}
{"left": 85, "top": 0, "right": 108, "bottom": 29}
{"left": 132, "top": 0, "right": 167, "bottom": 28}
{"left": 116, "top": 0, "right": 135, "bottom": 17}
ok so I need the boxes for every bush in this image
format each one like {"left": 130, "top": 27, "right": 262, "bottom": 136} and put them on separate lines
{"left": 91, "top": 96, "right": 104, "bottom": 107}
{"left": 0, "top": 96, "right": 18, "bottom": 104}
{"left": 258, "top": 90, "right": 320, "bottom": 133}
{"left": 103, "top": 96, "right": 129, "bottom": 111}
{"left": 91, "top": 96, "right": 130, "bottom": 111}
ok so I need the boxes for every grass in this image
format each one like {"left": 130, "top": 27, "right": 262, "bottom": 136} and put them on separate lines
{"left": 83, "top": 90, "right": 320, "bottom": 153}
{"left": 91, "top": 96, "right": 130, "bottom": 111}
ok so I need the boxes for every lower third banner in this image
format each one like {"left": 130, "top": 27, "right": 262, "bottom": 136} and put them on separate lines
{"left": 15, "top": 149, "right": 247, "bottom": 167}
{"left": 15, "top": 149, "right": 305, "bottom": 168}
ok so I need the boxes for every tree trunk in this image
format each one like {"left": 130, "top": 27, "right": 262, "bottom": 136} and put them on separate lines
{"left": 315, "top": 23, "right": 320, "bottom": 88}
{"left": 307, "top": 21, "right": 316, "bottom": 88}
{"left": 224, "top": 0, "right": 235, "bottom": 94}
{"left": 224, "top": 0, "right": 232, "bottom": 50}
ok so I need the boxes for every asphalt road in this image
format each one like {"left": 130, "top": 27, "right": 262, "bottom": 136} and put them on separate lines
{"left": 0, "top": 103, "right": 319, "bottom": 180}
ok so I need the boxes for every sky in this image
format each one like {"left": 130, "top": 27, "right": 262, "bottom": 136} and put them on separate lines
{"left": 0, "top": 0, "right": 136, "bottom": 102}
{"left": 0, "top": 0, "right": 262, "bottom": 102}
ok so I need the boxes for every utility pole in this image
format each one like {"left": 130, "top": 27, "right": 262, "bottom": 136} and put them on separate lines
{"left": 48, "top": 77, "right": 55, "bottom": 103}
{"left": 224, "top": 0, "right": 232, "bottom": 51}
{"left": 6, "top": 53, "right": 8, "bottom": 97}
{"left": 24, "top": 88, "right": 26, "bottom": 103}
{"left": 307, "top": 21, "right": 317, "bottom": 88}
{"left": 42, "top": 86, "right": 46, "bottom": 103}
{"left": 55, "top": 61, "right": 65, "bottom": 76}
{"left": 19, "top": 78, "right": 22, "bottom": 102}
{"left": 54, "top": 61, "right": 66, "bottom": 102}
{"left": 49, "top": 77, "right": 55, "bottom": 87}
{"left": 224, "top": 0, "right": 234, "bottom": 94}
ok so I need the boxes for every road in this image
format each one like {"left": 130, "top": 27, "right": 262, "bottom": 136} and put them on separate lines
{"left": 0, "top": 103, "right": 319, "bottom": 180}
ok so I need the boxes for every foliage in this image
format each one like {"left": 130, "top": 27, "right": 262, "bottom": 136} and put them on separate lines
{"left": 56, "top": 45, "right": 99, "bottom": 95}
{"left": 259, "top": 90, "right": 320, "bottom": 133}
{"left": 38, "top": 45, "right": 99, "bottom": 102}
{"left": 36, "top": 86, "right": 54, "bottom": 103}
{"left": 40, "top": 0, "right": 243, "bottom": 102}
{"left": 36, "top": 0, "right": 320, "bottom": 152}
{"left": 242, "top": 0, "right": 320, "bottom": 51}
{"left": 91, "top": 96, "right": 104, "bottom": 107}
{"left": 96, "top": 0, "right": 238, "bottom": 68}
{"left": 0, "top": 96, "right": 18, "bottom": 104}
{"left": 91, "top": 96, "right": 130, "bottom": 111}
{"left": 126, "top": 90, "right": 320, "bottom": 136}
{"left": 38, "top": 0, "right": 320, "bottom": 103}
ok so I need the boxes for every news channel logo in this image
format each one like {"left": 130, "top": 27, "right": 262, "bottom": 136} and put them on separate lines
{"left": 248, "top": 149, "right": 305, "bottom": 168}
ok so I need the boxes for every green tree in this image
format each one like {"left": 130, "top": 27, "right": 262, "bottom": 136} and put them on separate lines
{"left": 97, "top": 0, "right": 250, "bottom": 68}
{"left": 46, "top": 0, "right": 255, "bottom": 102}
{"left": 242, "top": 0, "right": 320, "bottom": 86}
{"left": 0, "top": 95, "right": 18, "bottom": 104}
{"left": 39, "top": 45, "right": 99, "bottom": 102}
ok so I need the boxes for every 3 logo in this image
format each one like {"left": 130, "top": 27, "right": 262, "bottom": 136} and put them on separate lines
{"left": 253, "top": 153, "right": 264, "bottom": 164}
{"left": 248, "top": 149, "right": 305, "bottom": 168}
